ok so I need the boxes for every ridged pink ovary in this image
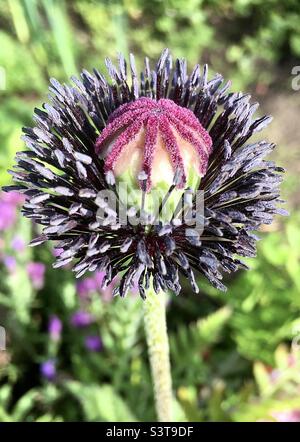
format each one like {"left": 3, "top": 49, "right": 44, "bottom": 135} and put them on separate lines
{"left": 95, "top": 97, "right": 213, "bottom": 190}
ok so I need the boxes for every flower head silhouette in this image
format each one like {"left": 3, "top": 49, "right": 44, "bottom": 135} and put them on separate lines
{"left": 4, "top": 49, "right": 286, "bottom": 298}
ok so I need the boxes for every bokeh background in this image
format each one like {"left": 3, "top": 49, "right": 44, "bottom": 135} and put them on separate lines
{"left": 0, "top": 0, "right": 300, "bottom": 422}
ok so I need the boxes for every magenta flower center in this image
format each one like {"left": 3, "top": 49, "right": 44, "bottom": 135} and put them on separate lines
{"left": 95, "top": 97, "right": 212, "bottom": 190}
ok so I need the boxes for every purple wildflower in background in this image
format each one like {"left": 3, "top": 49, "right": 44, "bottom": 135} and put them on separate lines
{"left": 71, "top": 310, "right": 94, "bottom": 328}
{"left": 76, "top": 277, "right": 97, "bottom": 298}
{"left": 27, "top": 262, "right": 46, "bottom": 290}
{"left": 84, "top": 335, "right": 102, "bottom": 352}
{"left": 48, "top": 315, "right": 62, "bottom": 341}
{"left": 3, "top": 256, "right": 16, "bottom": 273}
{"left": 40, "top": 359, "right": 56, "bottom": 381}
{"left": 11, "top": 236, "right": 25, "bottom": 252}
{"left": 0, "top": 199, "right": 16, "bottom": 231}
{"left": 76, "top": 271, "right": 114, "bottom": 301}
{"left": 272, "top": 410, "right": 300, "bottom": 422}
{"left": 2, "top": 191, "right": 25, "bottom": 206}
{"left": 0, "top": 191, "right": 25, "bottom": 232}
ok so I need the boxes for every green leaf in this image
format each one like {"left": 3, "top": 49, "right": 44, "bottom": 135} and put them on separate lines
{"left": 12, "top": 389, "right": 39, "bottom": 421}
{"left": 66, "top": 382, "right": 138, "bottom": 422}
{"left": 42, "top": 0, "right": 77, "bottom": 77}
{"left": 195, "top": 306, "right": 232, "bottom": 345}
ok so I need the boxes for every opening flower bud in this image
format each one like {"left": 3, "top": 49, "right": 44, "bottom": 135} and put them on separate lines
{"left": 96, "top": 97, "right": 212, "bottom": 193}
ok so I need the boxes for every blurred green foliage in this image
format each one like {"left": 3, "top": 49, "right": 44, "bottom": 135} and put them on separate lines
{"left": 0, "top": 0, "right": 300, "bottom": 422}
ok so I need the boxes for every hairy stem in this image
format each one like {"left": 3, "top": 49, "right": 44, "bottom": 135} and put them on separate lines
{"left": 143, "top": 288, "right": 173, "bottom": 422}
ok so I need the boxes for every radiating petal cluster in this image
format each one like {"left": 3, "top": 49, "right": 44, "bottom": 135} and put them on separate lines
{"left": 95, "top": 97, "right": 212, "bottom": 190}
{"left": 4, "top": 49, "right": 287, "bottom": 298}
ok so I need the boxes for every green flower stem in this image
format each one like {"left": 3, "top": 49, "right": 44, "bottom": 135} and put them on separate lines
{"left": 143, "top": 287, "right": 173, "bottom": 422}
